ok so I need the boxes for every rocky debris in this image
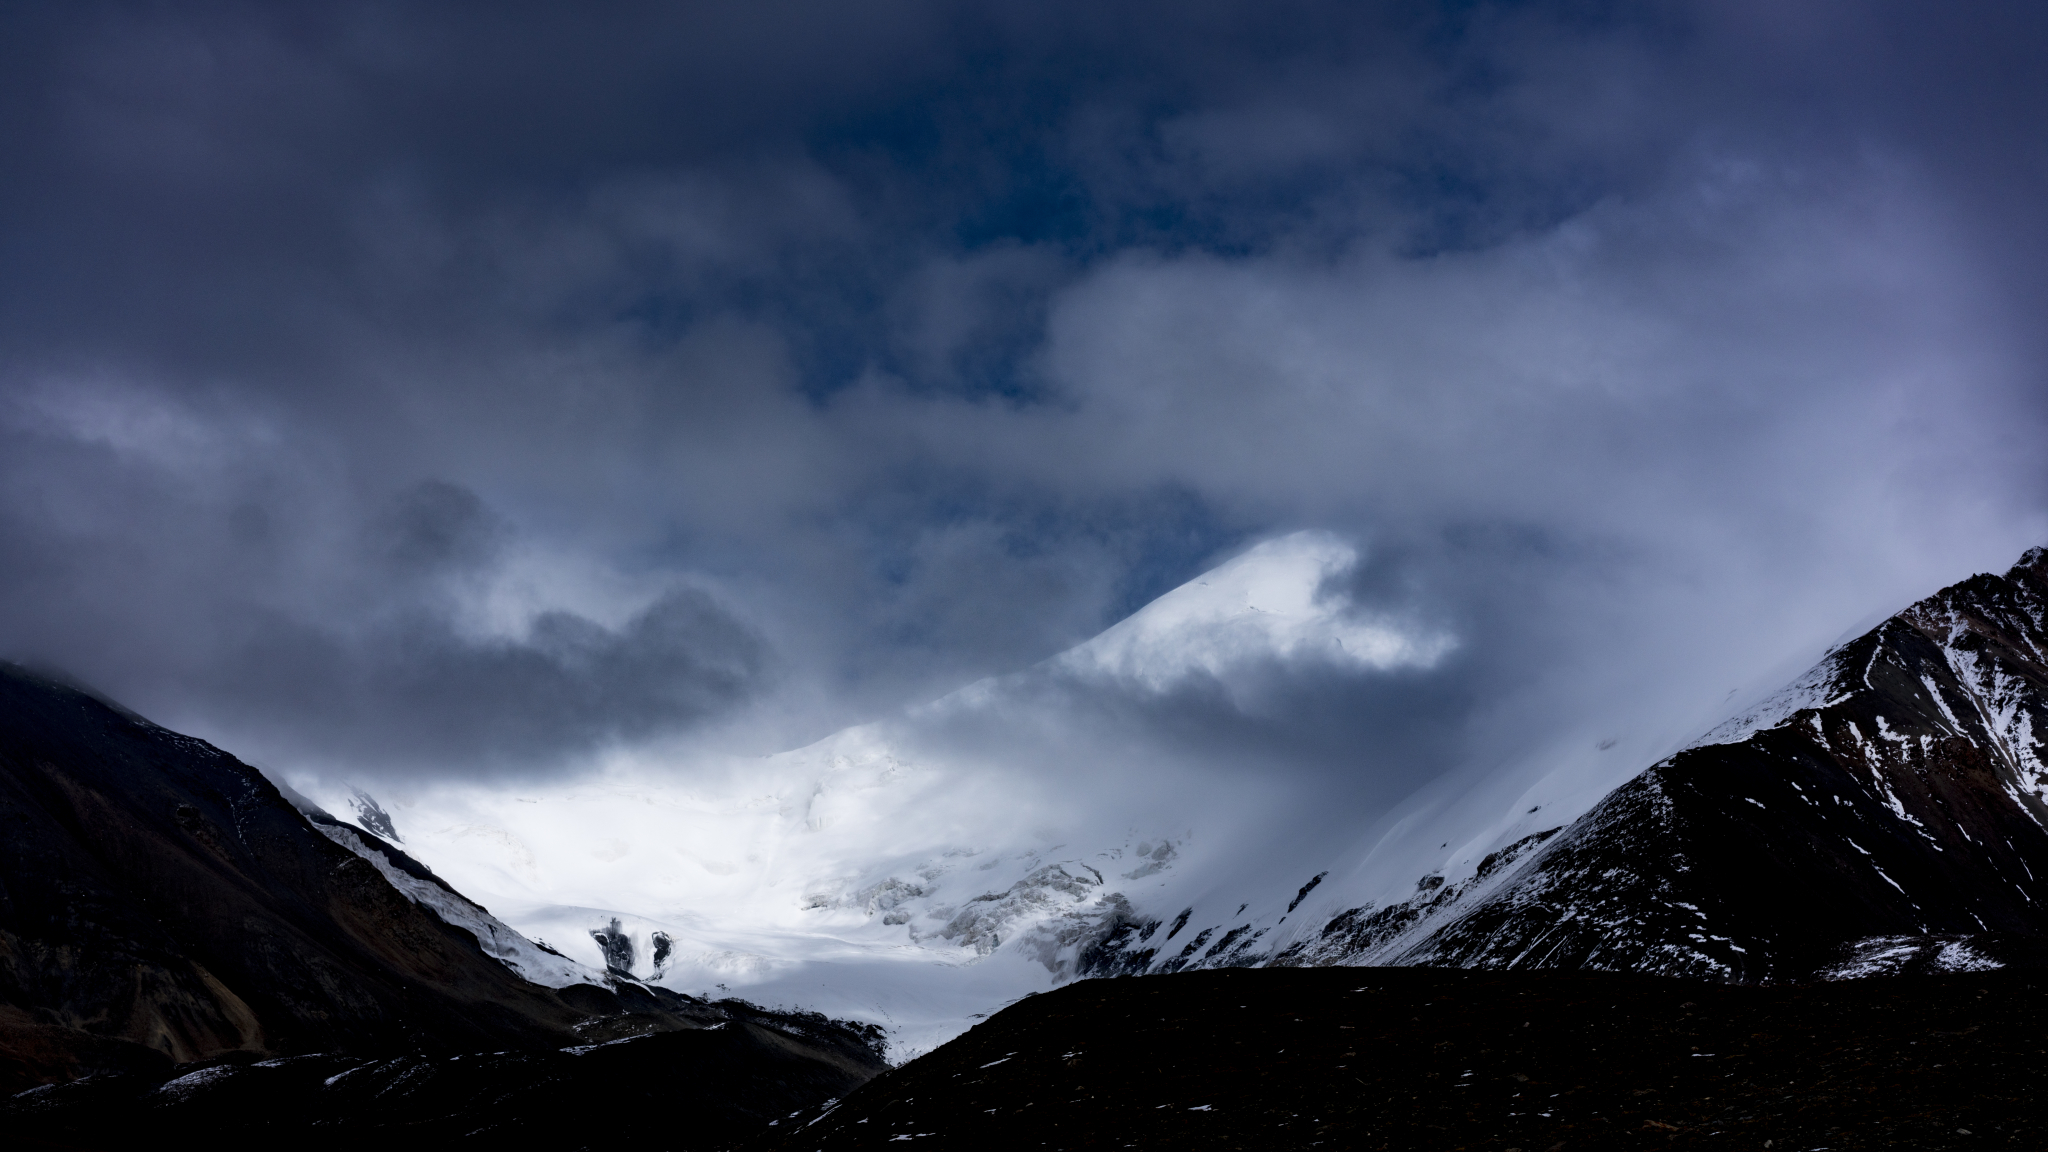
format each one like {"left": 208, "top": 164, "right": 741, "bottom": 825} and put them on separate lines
{"left": 592, "top": 917, "right": 637, "bottom": 976}
{"left": 345, "top": 787, "right": 402, "bottom": 843}
{"left": 1285, "top": 871, "right": 1327, "bottom": 913}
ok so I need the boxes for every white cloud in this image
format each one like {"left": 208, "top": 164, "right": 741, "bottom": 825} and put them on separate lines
{"left": 1058, "top": 531, "right": 1452, "bottom": 691}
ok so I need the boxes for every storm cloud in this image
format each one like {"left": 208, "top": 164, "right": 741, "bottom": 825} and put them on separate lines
{"left": 0, "top": 1, "right": 2042, "bottom": 795}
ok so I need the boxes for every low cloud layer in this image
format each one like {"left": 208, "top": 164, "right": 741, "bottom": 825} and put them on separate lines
{"left": 0, "top": 2, "right": 2043, "bottom": 800}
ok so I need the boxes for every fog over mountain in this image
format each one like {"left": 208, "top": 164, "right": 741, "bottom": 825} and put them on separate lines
{"left": 1, "top": 2, "right": 2045, "bottom": 1002}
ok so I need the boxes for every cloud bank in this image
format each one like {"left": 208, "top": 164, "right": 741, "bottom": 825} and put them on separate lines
{"left": 0, "top": 2, "right": 2040, "bottom": 820}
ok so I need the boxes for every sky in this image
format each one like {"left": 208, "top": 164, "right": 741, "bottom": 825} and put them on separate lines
{"left": 2, "top": 1, "right": 2045, "bottom": 833}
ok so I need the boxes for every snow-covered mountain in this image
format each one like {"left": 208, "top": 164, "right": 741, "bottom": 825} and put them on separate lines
{"left": 291, "top": 538, "right": 2048, "bottom": 1059}
{"left": 1260, "top": 545, "right": 2048, "bottom": 979}
{"left": 290, "top": 531, "right": 1458, "bottom": 1055}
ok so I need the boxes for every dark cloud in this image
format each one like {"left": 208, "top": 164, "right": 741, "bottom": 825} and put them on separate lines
{"left": 372, "top": 480, "right": 506, "bottom": 577}
{"left": 0, "top": 1, "right": 2042, "bottom": 790}
{"left": 200, "top": 583, "right": 765, "bottom": 773}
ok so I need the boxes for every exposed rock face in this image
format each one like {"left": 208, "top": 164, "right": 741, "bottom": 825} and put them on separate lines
{"left": 1342, "top": 546, "right": 2048, "bottom": 980}
{"left": 0, "top": 663, "right": 879, "bottom": 1092}
{"left": 592, "top": 917, "right": 637, "bottom": 975}
{"left": 1268, "top": 828, "right": 1561, "bottom": 969}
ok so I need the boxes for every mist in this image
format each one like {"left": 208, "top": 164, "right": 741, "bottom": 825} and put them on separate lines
{"left": 0, "top": 1, "right": 2041, "bottom": 826}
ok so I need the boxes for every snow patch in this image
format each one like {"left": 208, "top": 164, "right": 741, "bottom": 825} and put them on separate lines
{"left": 314, "top": 822, "right": 602, "bottom": 988}
{"left": 1690, "top": 647, "right": 1852, "bottom": 750}
{"left": 1817, "top": 935, "right": 2005, "bottom": 979}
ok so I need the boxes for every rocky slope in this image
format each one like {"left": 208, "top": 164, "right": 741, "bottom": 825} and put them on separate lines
{"left": 0, "top": 661, "right": 883, "bottom": 1100}
{"left": 1267, "top": 546, "right": 2048, "bottom": 980}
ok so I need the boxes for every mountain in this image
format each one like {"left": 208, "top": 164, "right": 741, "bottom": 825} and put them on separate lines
{"left": 1259, "top": 545, "right": 2048, "bottom": 979}
{"left": 0, "top": 661, "right": 883, "bottom": 1109}
{"left": 27, "top": 540, "right": 2039, "bottom": 1141}
{"left": 275, "top": 540, "right": 2048, "bottom": 1062}
{"left": 277, "top": 531, "right": 1428, "bottom": 1057}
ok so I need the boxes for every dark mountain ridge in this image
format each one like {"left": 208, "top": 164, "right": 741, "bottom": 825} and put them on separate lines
{"left": 0, "top": 660, "right": 882, "bottom": 1103}
{"left": 0, "top": 660, "right": 574, "bottom": 1080}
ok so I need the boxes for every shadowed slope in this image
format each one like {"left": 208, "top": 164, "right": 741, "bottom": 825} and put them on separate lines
{"left": 0, "top": 661, "right": 883, "bottom": 1095}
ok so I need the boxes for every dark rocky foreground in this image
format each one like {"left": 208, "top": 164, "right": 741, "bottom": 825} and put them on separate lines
{"left": 8, "top": 1006, "right": 879, "bottom": 1151}
{"left": 755, "top": 966, "right": 2048, "bottom": 1151}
